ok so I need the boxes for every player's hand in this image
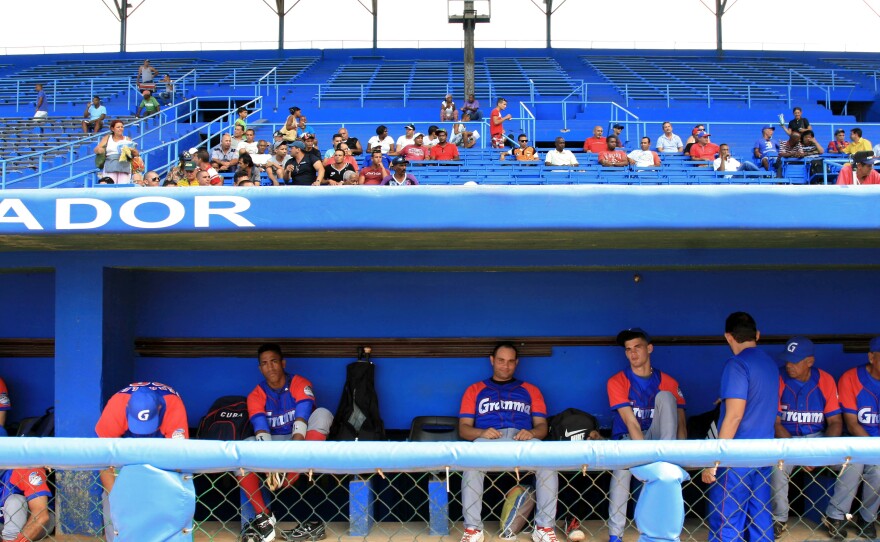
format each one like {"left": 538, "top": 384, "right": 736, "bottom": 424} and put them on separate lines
{"left": 480, "top": 428, "right": 502, "bottom": 439}
{"left": 265, "top": 472, "right": 284, "bottom": 492}
{"left": 255, "top": 432, "right": 271, "bottom": 442}
{"left": 513, "top": 429, "right": 535, "bottom": 441}
{"left": 587, "top": 430, "right": 603, "bottom": 441}
{"left": 701, "top": 467, "right": 717, "bottom": 484}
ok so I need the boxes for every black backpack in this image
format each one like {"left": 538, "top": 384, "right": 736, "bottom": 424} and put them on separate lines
{"left": 547, "top": 408, "right": 598, "bottom": 441}
{"left": 17, "top": 407, "right": 54, "bottom": 437}
{"left": 329, "top": 361, "right": 386, "bottom": 441}
{"left": 197, "top": 396, "right": 254, "bottom": 441}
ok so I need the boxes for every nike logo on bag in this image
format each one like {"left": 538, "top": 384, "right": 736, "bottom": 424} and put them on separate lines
{"left": 564, "top": 429, "right": 586, "bottom": 438}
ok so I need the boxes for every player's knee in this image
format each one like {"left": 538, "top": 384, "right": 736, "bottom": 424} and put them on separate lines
{"left": 308, "top": 407, "right": 333, "bottom": 435}
{"left": 655, "top": 390, "right": 676, "bottom": 408}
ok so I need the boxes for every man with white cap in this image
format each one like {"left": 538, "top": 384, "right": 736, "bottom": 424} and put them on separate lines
{"left": 396, "top": 124, "right": 416, "bottom": 153}
{"left": 398, "top": 133, "right": 428, "bottom": 162}
{"left": 95, "top": 382, "right": 189, "bottom": 541}
{"left": 772, "top": 337, "right": 841, "bottom": 539}
{"left": 836, "top": 151, "right": 880, "bottom": 185}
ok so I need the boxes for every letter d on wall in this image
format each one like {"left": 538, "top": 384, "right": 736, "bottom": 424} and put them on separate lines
{"left": 56, "top": 198, "right": 112, "bottom": 230}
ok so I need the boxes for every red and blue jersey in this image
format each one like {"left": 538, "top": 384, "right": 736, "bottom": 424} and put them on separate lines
{"left": 459, "top": 379, "right": 546, "bottom": 431}
{"left": 247, "top": 374, "right": 316, "bottom": 435}
{"left": 778, "top": 368, "right": 840, "bottom": 436}
{"left": 607, "top": 367, "right": 686, "bottom": 439}
{"left": 839, "top": 365, "right": 880, "bottom": 436}
{"left": 0, "top": 468, "right": 50, "bottom": 506}
{"left": 0, "top": 378, "right": 10, "bottom": 412}
{"left": 718, "top": 347, "right": 778, "bottom": 440}
{"left": 95, "top": 382, "right": 189, "bottom": 439}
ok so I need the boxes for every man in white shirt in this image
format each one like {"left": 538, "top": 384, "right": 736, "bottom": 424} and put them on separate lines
{"left": 237, "top": 129, "right": 259, "bottom": 155}
{"left": 544, "top": 137, "right": 579, "bottom": 166}
{"left": 628, "top": 137, "right": 661, "bottom": 168}
{"left": 713, "top": 143, "right": 761, "bottom": 177}
{"left": 396, "top": 124, "right": 416, "bottom": 152}
{"left": 656, "top": 122, "right": 683, "bottom": 153}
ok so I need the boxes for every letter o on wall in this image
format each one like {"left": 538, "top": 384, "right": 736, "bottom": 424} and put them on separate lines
{"left": 119, "top": 197, "right": 186, "bottom": 229}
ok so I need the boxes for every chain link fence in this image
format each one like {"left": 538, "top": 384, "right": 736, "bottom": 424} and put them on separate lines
{"left": 11, "top": 460, "right": 879, "bottom": 541}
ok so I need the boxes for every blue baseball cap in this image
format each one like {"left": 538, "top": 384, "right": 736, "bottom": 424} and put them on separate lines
{"left": 126, "top": 388, "right": 163, "bottom": 435}
{"left": 870, "top": 337, "right": 880, "bottom": 353}
{"left": 778, "top": 336, "right": 814, "bottom": 364}
{"left": 616, "top": 327, "right": 652, "bottom": 346}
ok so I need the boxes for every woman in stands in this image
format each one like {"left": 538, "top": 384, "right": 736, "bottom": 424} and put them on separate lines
{"left": 95, "top": 120, "right": 139, "bottom": 184}
{"left": 441, "top": 94, "right": 459, "bottom": 122}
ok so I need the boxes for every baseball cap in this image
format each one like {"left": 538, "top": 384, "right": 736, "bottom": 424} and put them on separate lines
{"left": 616, "top": 327, "right": 652, "bottom": 347}
{"left": 414, "top": 132, "right": 424, "bottom": 139}
{"left": 613, "top": 124, "right": 624, "bottom": 130}
{"left": 762, "top": 125, "right": 775, "bottom": 131}
{"left": 273, "top": 130, "right": 283, "bottom": 138}
{"left": 404, "top": 124, "right": 415, "bottom": 130}
{"left": 183, "top": 160, "right": 196, "bottom": 171}
{"left": 853, "top": 151, "right": 875, "bottom": 165}
{"left": 391, "top": 156, "right": 409, "bottom": 166}
{"left": 778, "top": 336, "right": 814, "bottom": 364}
{"left": 696, "top": 130, "right": 711, "bottom": 138}
{"left": 436, "top": 128, "right": 447, "bottom": 135}
{"left": 835, "top": 128, "right": 846, "bottom": 135}
{"left": 290, "top": 141, "right": 306, "bottom": 150}
{"left": 870, "top": 337, "right": 880, "bottom": 353}
{"left": 126, "top": 387, "right": 163, "bottom": 435}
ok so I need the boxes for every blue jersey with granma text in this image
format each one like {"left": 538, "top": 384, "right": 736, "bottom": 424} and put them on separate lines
{"left": 459, "top": 379, "right": 547, "bottom": 431}
{"left": 247, "top": 374, "right": 316, "bottom": 435}
{"left": 719, "top": 346, "right": 778, "bottom": 440}
{"left": 778, "top": 368, "right": 840, "bottom": 436}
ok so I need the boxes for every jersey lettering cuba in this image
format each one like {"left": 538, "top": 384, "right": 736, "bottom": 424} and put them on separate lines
{"left": 95, "top": 382, "right": 189, "bottom": 439}
{"left": 838, "top": 365, "right": 880, "bottom": 436}
{"left": 459, "top": 379, "right": 546, "bottom": 430}
{"left": 778, "top": 368, "right": 840, "bottom": 436}
{"left": 247, "top": 374, "right": 315, "bottom": 435}
{"left": 607, "top": 367, "right": 686, "bottom": 439}
{"left": 0, "top": 469, "right": 50, "bottom": 506}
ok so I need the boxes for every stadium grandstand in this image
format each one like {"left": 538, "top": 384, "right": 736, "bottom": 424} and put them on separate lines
{"left": 1, "top": 2, "right": 880, "bottom": 541}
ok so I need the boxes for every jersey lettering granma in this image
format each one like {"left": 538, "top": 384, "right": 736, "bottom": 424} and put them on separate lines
{"left": 607, "top": 367, "right": 686, "bottom": 440}
{"left": 838, "top": 365, "right": 880, "bottom": 436}
{"left": 460, "top": 379, "right": 546, "bottom": 430}
{"left": 247, "top": 374, "right": 316, "bottom": 435}
{"left": 777, "top": 368, "right": 840, "bottom": 436}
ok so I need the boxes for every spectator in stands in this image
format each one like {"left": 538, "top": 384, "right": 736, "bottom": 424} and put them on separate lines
{"left": 429, "top": 129, "right": 460, "bottom": 161}
{"left": 284, "top": 141, "right": 324, "bottom": 186}
{"left": 177, "top": 160, "right": 200, "bottom": 187}
{"left": 778, "top": 131, "right": 806, "bottom": 178}
{"left": 827, "top": 129, "right": 848, "bottom": 154}
{"left": 131, "top": 172, "right": 144, "bottom": 186}
{"left": 425, "top": 125, "right": 440, "bottom": 148}
{"left": 452, "top": 115, "right": 479, "bottom": 148}
{"left": 324, "top": 149, "right": 356, "bottom": 185}
{"left": 238, "top": 129, "right": 259, "bottom": 156}
{"left": 502, "top": 134, "right": 538, "bottom": 162}
{"left": 753, "top": 126, "right": 780, "bottom": 173}
{"left": 302, "top": 134, "right": 322, "bottom": 164}
{"left": 279, "top": 107, "right": 300, "bottom": 143}
{"left": 96, "top": 383, "right": 188, "bottom": 542}
{"left": 800, "top": 130, "right": 824, "bottom": 155}
{"left": 607, "top": 328, "right": 687, "bottom": 542}
{"left": 399, "top": 133, "right": 428, "bottom": 161}
{"left": 461, "top": 93, "right": 482, "bottom": 121}
{"left": 341, "top": 170, "right": 359, "bottom": 185}
{"left": 611, "top": 124, "right": 626, "bottom": 148}
{"left": 583, "top": 126, "right": 608, "bottom": 153}
{"left": 381, "top": 157, "right": 418, "bottom": 185}
{"left": 844, "top": 128, "right": 872, "bottom": 155}
{"left": 823, "top": 337, "right": 880, "bottom": 540}
{"left": 628, "top": 137, "right": 661, "bottom": 168}
{"left": 95, "top": 119, "right": 139, "bottom": 184}
{"left": 163, "top": 180, "right": 178, "bottom": 187}
{"left": 397, "top": 124, "right": 417, "bottom": 152}
{"left": 158, "top": 74, "right": 174, "bottom": 105}
{"left": 144, "top": 171, "right": 161, "bottom": 187}
{"left": 339, "top": 127, "right": 362, "bottom": 156}
{"left": 235, "top": 107, "right": 249, "bottom": 131}
{"left": 265, "top": 142, "right": 289, "bottom": 186}
{"left": 441, "top": 94, "right": 459, "bottom": 122}
{"left": 490, "top": 98, "right": 513, "bottom": 149}
{"left": 368, "top": 125, "right": 396, "bottom": 155}
{"left": 195, "top": 170, "right": 213, "bottom": 187}
{"left": 683, "top": 124, "right": 705, "bottom": 154}
{"left": 135, "top": 90, "right": 160, "bottom": 118}
{"left": 97, "top": 177, "right": 115, "bottom": 185}
{"left": 237, "top": 153, "right": 262, "bottom": 186}
{"left": 772, "top": 337, "right": 842, "bottom": 539}
{"left": 138, "top": 59, "right": 158, "bottom": 88}
{"left": 656, "top": 122, "right": 683, "bottom": 153}
{"left": 236, "top": 172, "right": 256, "bottom": 187}
{"left": 271, "top": 130, "right": 286, "bottom": 152}
{"left": 298, "top": 115, "right": 315, "bottom": 137}
{"left": 195, "top": 150, "right": 222, "bottom": 185}
{"left": 458, "top": 342, "right": 557, "bottom": 542}
{"left": 231, "top": 125, "right": 245, "bottom": 149}
{"left": 212, "top": 134, "right": 239, "bottom": 174}
{"left": 599, "top": 136, "right": 628, "bottom": 167}
{"left": 782, "top": 106, "right": 811, "bottom": 136}
{"left": 689, "top": 131, "right": 720, "bottom": 162}
{"left": 165, "top": 151, "right": 190, "bottom": 184}
{"left": 33, "top": 84, "right": 48, "bottom": 119}
{"left": 714, "top": 144, "right": 760, "bottom": 176}
{"left": 332, "top": 143, "right": 359, "bottom": 171}
{"left": 324, "top": 134, "right": 344, "bottom": 160}
{"left": 545, "top": 137, "right": 579, "bottom": 166}
{"left": 82, "top": 96, "right": 107, "bottom": 134}
{"left": 359, "top": 148, "right": 390, "bottom": 185}
{"left": 0, "top": 463, "right": 54, "bottom": 542}
{"left": 836, "top": 151, "right": 880, "bottom": 185}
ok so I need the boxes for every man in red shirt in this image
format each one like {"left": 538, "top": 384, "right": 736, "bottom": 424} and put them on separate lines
{"left": 583, "top": 126, "right": 608, "bottom": 153}
{"left": 490, "top": 98, "right": 512, "bottom": 149}
{"left": 836, "top": 151, "right": 880, "bottom": 185}
{"left": 689, "top": 131, "right": 720, "bottom": 161}
{"left": 429, "top": 129, "right": 460, "bottom": 161}
{"left": 399, "top": 133, "right": 428, "bottom": 161}
{"left": 598, "top": 136, "right": 628, "bottom": 167}
{"left": 359, "top": 148, "right": 390, "bottom": 185}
